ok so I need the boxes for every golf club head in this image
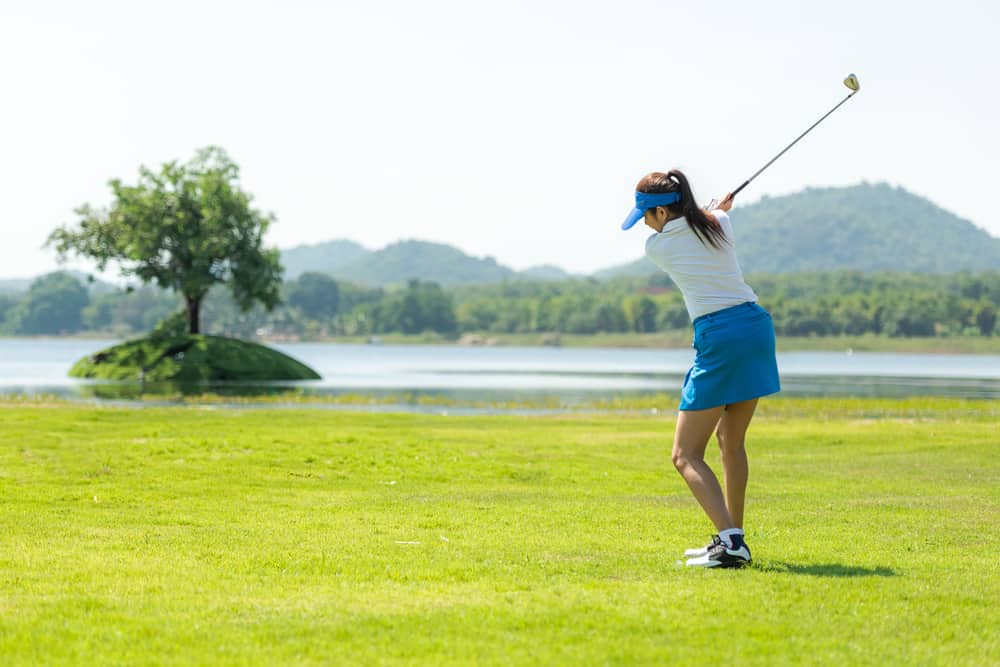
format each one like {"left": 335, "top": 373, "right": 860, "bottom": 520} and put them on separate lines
{"left": 844, "top": 73, "right": 860, "bottom": 93}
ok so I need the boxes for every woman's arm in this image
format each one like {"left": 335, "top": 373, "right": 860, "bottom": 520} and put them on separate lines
{"left": 705, "top": 192, "right": 734, "bottom": 225}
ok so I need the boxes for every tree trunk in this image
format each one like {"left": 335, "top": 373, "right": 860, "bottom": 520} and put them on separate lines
{"left": 186, "top": 296, "right": 201, "bottom": 334}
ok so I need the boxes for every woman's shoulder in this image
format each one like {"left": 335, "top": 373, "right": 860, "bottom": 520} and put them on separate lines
{"left": 644, "top": 231, "right": 662, "bottom": 255}
{"left": 711, "top": 209, "right": 733, "bottom": 229}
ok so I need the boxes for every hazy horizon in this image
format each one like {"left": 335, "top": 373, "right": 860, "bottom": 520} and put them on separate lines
{"left": 272, "top": 178, "right": 998, "bottom": 259}
{"left": 3, "top": 179, "right": 994, "bottom": 284}
{"left": 3, "top": 1, "right": 999, "bottom": 279}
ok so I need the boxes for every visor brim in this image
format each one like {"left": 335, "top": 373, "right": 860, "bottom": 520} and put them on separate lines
{"left": 621, "top": 208, "right": 644, "bottom": 230}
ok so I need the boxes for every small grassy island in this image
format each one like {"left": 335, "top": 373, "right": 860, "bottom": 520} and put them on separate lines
{"left": 70, "top": 334, "right": 320, "bottom": 383}
{"left": 47, "top": 147, "right": 321, "bottom": 389}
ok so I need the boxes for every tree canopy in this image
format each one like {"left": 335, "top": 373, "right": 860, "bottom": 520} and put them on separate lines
{"left": 3, "top": 270, "right": 997, "bottom": 339}
{"left": 47, "top": 146, "right": 282, "bottom": 334}
{"left": 287, "top": 272, "right": 340, "bottom": 320}
{"left": 4, "top": 272, "right": 89, "bottom": 334}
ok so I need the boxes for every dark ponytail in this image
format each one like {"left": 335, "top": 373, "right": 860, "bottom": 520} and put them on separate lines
{"left": 636, "top": 170, "right": 727, "bottom": 249}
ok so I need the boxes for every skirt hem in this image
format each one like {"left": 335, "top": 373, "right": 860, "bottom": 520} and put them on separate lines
{"left": 678, "top": 386, "right": 781, "bottom": 411}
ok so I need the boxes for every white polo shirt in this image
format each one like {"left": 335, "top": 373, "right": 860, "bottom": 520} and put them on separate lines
{"left": 644, "top": 210, "right": 758, "bottom": 321}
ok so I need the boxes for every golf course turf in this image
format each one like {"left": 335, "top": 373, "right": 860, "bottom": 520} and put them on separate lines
{"left": 1, "top": 399, "right": 997, "bottom": 665}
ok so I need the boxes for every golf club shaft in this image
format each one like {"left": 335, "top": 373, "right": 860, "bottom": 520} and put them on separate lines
{"left": 730, "top": 90, "right": 857, "bottom": 198}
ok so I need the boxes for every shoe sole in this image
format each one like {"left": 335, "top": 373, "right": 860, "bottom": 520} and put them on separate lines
{"left": 685, "top": 557, "right": 751, "bottom": 569}
{"left": 685, "top": 545, "right": 752, "bottom": 569}
{"left": 684, "top": 535, "right": 724, "bottom": 559}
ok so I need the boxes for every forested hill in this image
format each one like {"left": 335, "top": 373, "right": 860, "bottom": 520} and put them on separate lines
{"left": 281, "top": 240, "right": 577, "bottom": 287}
{"left": 282, "top": 240, "right": 521, "bottom": 287}
{"left": 280, "top": 184, "right": 997, "bottom": 286}
{"left": 281, "top": 240, "right": 371, "bottom": 280}
{"left": 598, "top": 183, "right": 1000, "bottom": 278}
{"left": 738, "top": 183, "right": 998, "bottom": 272}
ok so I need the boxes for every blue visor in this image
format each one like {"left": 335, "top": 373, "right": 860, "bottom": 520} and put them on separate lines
{"left": 621, "top": 191, "right": 682, "bottom": 230}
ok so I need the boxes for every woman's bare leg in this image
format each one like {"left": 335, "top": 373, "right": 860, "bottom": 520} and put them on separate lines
{"left": 716, "top": 398, "right": 758, "bottom": 529}
{"left": 671, "top": 406, "right": 734, "bottom": 532}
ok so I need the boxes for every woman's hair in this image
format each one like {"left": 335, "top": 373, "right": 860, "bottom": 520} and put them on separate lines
{"left": 636, "top": 170, "right": 726, "bottom": 249}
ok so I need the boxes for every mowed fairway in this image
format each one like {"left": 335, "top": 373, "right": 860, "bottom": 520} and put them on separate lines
{"left": 1, "top": 400, "right": 997, "bottom": 665}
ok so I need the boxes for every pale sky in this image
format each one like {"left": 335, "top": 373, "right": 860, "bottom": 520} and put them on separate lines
{"left": 2, "top": 0, "right": 998, "bottom": 279}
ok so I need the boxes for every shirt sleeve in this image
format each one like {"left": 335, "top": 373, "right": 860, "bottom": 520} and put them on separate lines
{"left": 713, "top": 209, "right": 734, "bottom": 238}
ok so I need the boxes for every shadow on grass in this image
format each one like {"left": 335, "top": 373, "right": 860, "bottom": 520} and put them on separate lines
{"left": 757, "top": 561, "right": 898, "bottom": 578}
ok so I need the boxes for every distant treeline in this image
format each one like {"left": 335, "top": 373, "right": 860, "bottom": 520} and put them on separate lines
{"left": 1, "top": 270, "right": 997, "bottom": 339}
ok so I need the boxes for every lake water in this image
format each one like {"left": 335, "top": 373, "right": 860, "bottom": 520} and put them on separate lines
{"left": 1, "top": 338, "right": 999, "bottom": 402}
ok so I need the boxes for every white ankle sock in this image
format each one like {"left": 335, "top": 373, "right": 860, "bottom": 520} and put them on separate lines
{"left": 719, "top": 528, "right": 744, "bottom": 548}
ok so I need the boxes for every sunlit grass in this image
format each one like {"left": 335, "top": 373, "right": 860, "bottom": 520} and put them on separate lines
{"left": 1, "top": 401, "right": 997, "bottom": 664}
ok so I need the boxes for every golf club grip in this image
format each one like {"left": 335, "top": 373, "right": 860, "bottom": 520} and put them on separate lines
{"left": 731, "top": 181, "right": 750, "bottom": 198}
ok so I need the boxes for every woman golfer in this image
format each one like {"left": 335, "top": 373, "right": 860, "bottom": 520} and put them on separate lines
{"left": 621, "top": 170, "right": 780, "bottom": 569}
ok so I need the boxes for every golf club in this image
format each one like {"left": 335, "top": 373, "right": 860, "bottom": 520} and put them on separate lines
{"left": 713, "top": 73, "right": 860, "bottom": 208}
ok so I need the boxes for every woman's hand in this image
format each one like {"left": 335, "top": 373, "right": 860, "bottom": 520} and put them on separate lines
{"left": 717, "top": 192, "right": 734, "bottom": 212}
{"left": 704, "top": 193, "right": 734, "bottom": 212}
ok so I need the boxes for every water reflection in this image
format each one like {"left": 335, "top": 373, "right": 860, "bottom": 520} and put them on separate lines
{"left": 1, "top": 338, "right": 999, "bottom": 404}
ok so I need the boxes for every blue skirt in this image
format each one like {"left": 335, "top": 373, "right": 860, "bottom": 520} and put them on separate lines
{"left": 679, "top": 302, "right": 781, "bottom": 411}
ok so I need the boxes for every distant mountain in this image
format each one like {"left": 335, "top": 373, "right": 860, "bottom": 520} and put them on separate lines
{"left": 735, "top": 183, "right": 999, "bottom": 273}
{"left": 517, "top": 265, "right": 575, "bottom": 281}
{"left": 596, "top": 182, "right": 1000, "bottom": 278}
{"left": 0, "top": 278, "right": 31, "bottom": 294}
{"left": 280, "top": 239, "right": 575, "bottom": 286}
{"left": 281, "top": 240, "right": 372, "bottom": 279}
{"left": 331, "top": 240, "right": 517, "bottom": 287}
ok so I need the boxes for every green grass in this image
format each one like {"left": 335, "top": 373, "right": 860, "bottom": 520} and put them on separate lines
{"left": 1, "top": 399, "right": 998, "bottom": 665}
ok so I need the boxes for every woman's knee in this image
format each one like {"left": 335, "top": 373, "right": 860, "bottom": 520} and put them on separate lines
{"left": 671, "top": 446, "right": 700, "bottom": 472}
{"left": 671, "top": 448, "right": 685, "bottom": 471}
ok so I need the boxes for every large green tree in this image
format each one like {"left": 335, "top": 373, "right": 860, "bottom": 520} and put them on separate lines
{"left": 48, "top": 147, "right": 282, "bottom": 334}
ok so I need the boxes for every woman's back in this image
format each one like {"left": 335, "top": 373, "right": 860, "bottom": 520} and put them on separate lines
{"left": 644, "top": 209, "right": 757, "bottom": 320}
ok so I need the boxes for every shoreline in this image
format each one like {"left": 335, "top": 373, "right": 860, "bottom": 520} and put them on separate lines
{"left": 269, "top": 333, "right": 1000, "bottom": 354}
{"left": 3, "top": 332, "right": 1000, "bottom": 354}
